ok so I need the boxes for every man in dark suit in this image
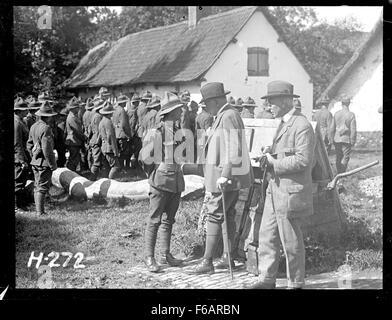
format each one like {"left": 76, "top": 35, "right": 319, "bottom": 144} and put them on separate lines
{"left": 65, "top": 97, "right": 85, "bottom": 172}
{"left": 185, "top": 82, "right": 254, "bottom": 274}
{"left": 139, "top": 92, "right": 185, "bottom": 272}
{"left": 251, "top": 81, "right": 315, "bottom": 289}
{"left": 331, "top": 97, "right": 357, "bottom": 173}
{"left": 14, "top": 98, "right": 31, "bottom": 210}
{"left": 99, "top": 101, "right": 120, "bottom": 179}
{"left": 26, "top": 102, "right": 57, "bottom": 215}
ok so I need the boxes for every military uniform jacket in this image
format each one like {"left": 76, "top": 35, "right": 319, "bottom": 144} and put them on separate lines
{"left": 89, "top": 112, "right": 103, "bottom": 146}
{"left": 180, "top": 107, "right": 191, "bottom": 130}
{"left": 268, "top": 110, "right": 315, "bottom": 219}
{"left": 65, "top": 112, "right": 84, "bottom": 146}
{"left": 141, "top": 122, "right": 185, "bottom": 194}
{"left": 99, "top": 116, "right": 119, "bottom": 156}
{"left": 200, "top": 104, "right": 254, "bottom": 193}
{"left": 313, "top": 108, "right": 333, "bottom": 143}
{"left": 14, "top": 114, "right": 29, "bottom": 163}
{"left": 24, "top": 113, "right": 37, "bottom": 130}
{"left": 82, "top": 110, "right": 93, "bottom": 139}
{"left": 142, "top": 109, "right": 159, "bottom": 138}
{"left": 137, "top": 102, "right": 149, "bottom": 137}
{"left": 331, "top": 108, "right": 357, "bottom": 145}
{"left": 56, "top": 119, "right": 66, "bottom": 145}
{"left": 26, "top": 120, "right": 57, "bottom": 170}
{"left": 127, "top": 106, "right": 138, "bottom": 138}
{"left": 112, "top": 106, "right": 132, "bottom": 139}
{"left": 195, "top": 110, "right": 213, "bottom": 130}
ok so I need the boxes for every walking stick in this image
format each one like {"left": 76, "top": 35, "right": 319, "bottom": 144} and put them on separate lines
{"left": 221, "top": 183, "right": 234, "bottom": 280}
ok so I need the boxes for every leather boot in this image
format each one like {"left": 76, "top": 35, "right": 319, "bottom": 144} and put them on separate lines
{"left": 144, "top": 221, "right": 161, "bottom": 272}
{"left": 214, "top": 252, "right": 235, "bottom": 270}
{"left": 144, "top": 256, "right": 161, "bottom": 273}
{"left": 158, "top": 224, "right": 183, "bottom": 266}
{"left": 159, "top": 253, "right": 183, "bottom": 267}
{"left": 35, "top": 192, "right": 46, "bottom": 215}
{"left": 189, "top": 258, "right": 214, "bottom": 275}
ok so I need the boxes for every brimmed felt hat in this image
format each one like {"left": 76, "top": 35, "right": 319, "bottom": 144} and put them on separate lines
{"left": 141, "top": 91, "right": 152, "bottom": 102}
{"left": 14, "top": 97, "right": 29, "bottom": 111}
{"left": 131, "top": 93, "right": 141, "bottom": 102}
{"left": 99, "top": 87, "right": 111, "bottom": 97}
{"left": 341, "top": 96, "right": 351, "bottom": 105}
{"left": 242, "top": 97, "right": 257, "bottom": 108}
{"left": 261, "top": 81, "right": 299, "bottom": 99}
{"left": 99, "top": 101, "right": 115, "bottom": 115}
{"left": 35, "top": 102, "right": 57, "bottom": 117}
{"left": 85, "top": 98, "right": 94, "bottom": 110}
{"left": 317, "top": 96, "right": 330, "bottom": 106}
{"left": 293, "top": 98, "right": 302, "bottom": 109}
{"left": 92, "top": 99, "right": 105, "bottom": 112}
{"left": 146, "top": 95, "right": 161, "bottom": 109}
{"left": 200, "top": 82, "right": 231, "bottom": 103}
{"left": 37, "top": 91, "right": 54, "bottom": 103}
{"left": 25, "top": 95, "right": 41, "bottom": 109}
{"left": 234, "top": 97, "right": 244, "bottom": 110}
{"left": 159, "top": 92, "right": 183, "bottom": 116}
{"left": 67, "top": 96, "right": 80, "bottom": 109}
{"left": 116, "top": 94, "right": 129, "bottom": 105}
{"left": 59, "top": 107, "right": 68, "bottom": 116}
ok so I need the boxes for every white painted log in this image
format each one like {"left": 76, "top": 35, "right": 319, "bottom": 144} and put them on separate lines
{"left": 51, "top": 168, "right": 205, "bottom": 201}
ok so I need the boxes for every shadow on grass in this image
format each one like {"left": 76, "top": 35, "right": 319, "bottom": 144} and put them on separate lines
{"left": 15, "top": 213, "right": 79, "bottom": 254}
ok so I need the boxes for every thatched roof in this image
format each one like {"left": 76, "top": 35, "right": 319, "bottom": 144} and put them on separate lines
{"left": 65, "top": 6, "right": 311, "bottom": 89}
{"left": 317, "top": 14, "right": 383, "bottom": 103}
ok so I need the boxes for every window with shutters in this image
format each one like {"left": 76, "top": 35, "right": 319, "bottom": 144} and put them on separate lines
{"left": 247, "top": 47, "right": 269, "bottom": 76}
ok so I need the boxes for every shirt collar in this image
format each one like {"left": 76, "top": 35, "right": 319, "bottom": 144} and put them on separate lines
{"left": 217, "top": 102, "right": 230, "bottom": 115}
{"left": 280, "top": 107, "right": 296, "bottom": 123}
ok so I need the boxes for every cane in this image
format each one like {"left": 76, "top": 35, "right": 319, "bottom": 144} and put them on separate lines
{"left": 220, "top": 182, "right": 234, "bottom": 280}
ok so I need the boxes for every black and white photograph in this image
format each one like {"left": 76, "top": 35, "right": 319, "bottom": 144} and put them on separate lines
{"left": 6, "top": 5, "right": 385, "bottom": 296}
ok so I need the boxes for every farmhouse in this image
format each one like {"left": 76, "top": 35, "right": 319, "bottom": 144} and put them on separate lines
{"left": 317, "top": 15, "right": 383, "bottom": 132}
{"left": 65, "top": 6, "right": 314, "bottom": 119}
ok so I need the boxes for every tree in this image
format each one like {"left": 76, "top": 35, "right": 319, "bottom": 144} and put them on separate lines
{"left": 265, "top": 6, "right": 365, "bottom": 99}
{"left": 14, "top": 6, "right": 93, "bottom": 96}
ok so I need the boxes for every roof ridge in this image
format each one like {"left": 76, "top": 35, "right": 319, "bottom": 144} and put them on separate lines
{"left": 198, "top": 6, "right": 257, "bottom": 21}
{"left": 86, "top": 7, "right": 257, "bottom": 54}
{"left": 317, "top": 15, "right": 382, "bottom": 102}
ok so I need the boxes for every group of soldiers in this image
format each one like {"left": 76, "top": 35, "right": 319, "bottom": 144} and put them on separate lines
{"left": 14, "top": 79, "right": 357, "bottom": 289}
{"left": 312, "top": 96, "right": 357, "bottom": 174}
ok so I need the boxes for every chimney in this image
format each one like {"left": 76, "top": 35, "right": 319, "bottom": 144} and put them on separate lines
{"left": 188, "top": 6, "right": 202, "bottom": 28}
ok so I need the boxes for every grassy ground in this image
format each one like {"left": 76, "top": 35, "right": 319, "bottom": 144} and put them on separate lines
{"left": 15, "top": 150, "right": 382, "bottom": 288}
